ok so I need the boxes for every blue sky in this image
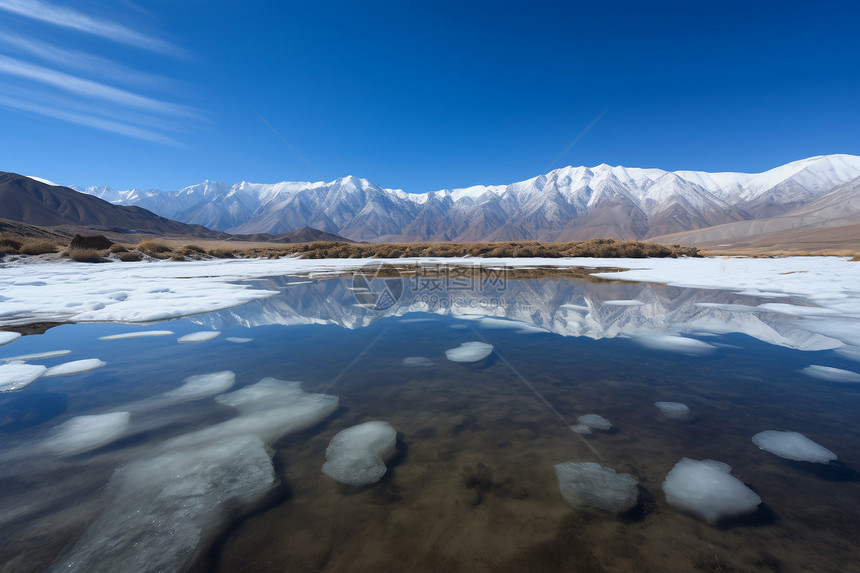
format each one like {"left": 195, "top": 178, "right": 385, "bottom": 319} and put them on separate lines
{"left": 1, "top": 0, "right": 858, "bottom": 192}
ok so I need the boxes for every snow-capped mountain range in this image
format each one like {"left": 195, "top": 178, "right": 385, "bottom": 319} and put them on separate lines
{"left": 75, "top": 154, "right": 860, "bottom": 242}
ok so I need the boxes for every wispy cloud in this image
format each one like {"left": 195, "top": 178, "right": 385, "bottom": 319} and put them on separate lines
{"left": 0, "top": 0, "right": 185, "bottom": 56}
{"left": 2, "top": 32, "right": 177, "bottom": 90}
{"left": 0, "top": 93, "right": 179, "bottom": 145}
{"left": 0, "top": 54, "right": 193, "bottom": 117}
{"left": 0, "top": 0, "right": 201, "bottom": 146}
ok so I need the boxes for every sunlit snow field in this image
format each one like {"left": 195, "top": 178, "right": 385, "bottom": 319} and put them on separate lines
{"left": 1, "top": 257, "right": 860, "bottom": 572}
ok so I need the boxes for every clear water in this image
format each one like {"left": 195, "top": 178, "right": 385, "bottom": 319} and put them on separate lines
{"left": 2, "top": 273, "right": 860, "bottom": 573}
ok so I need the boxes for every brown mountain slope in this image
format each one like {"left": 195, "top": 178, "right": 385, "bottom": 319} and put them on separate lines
{"left": 0, "top": 172, "right": 225, "bottom": 237}
{"left": 650, "top": 175, "right": 860, "bottom": 253}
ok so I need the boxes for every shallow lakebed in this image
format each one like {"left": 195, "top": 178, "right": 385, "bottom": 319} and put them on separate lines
{"left": 1, "top": 257, "right": 860, "bottom": 572}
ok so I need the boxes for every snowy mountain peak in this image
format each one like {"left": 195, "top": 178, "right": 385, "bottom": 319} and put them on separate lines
{"left": 71, "top": 154, "right": 860, "bottom": 242}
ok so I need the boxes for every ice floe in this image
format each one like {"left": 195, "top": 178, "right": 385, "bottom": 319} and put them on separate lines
{"left": 177, "top": 331, "right": 220, "bottom": 343}
{"left": 445, "top": 341, "right": 494, "bottom": 363}
{"left": 44, "top": 412, "right": 131, "bottom": 456}
{"left": 1, "top": 350, "right": 71, "bottom": 362}
{"left": 0, "top": 332, "right": 21, "bottom": 346}
{"left": 634, "top": 334, "right": 715, "bottom": 355}
{"left": 752, "top": 430, "right": 837, "bottom": 463}
{"left": 403, "top": 356, "right": 434, "bottom": 367}
{"left": 163, "top": 371, "right": 235, "bottom": 401}
{"left": 99, "top": 330, "right": 174, "bottom": 340}
{"left": 43, "top": 359, "right": 106, "bottom": 378}
{"left": 225, "top": 337, "right": 252, "bottom": 343}
{"left": 655, "top": 402, "right": 691, "bottom": 417}
{"left": 0, "top": 363, "right": 47, "bottom": 392}
{"left": 570, "top": 424, "right": 592, "bottom": 435}
{"left": 51, "top": 378, "right": 338, "bottom": 573}
{"left": 577, "top": 414, "right": 612, "bottom": 430}
{"left": 801, "top": 365, "right": 860, "bottom": 383}
{"left": 322, "top": 421, "right": 398, "bottom": 486}
{"left": 554, "top": 462, "right": 639, "bottom": 513}
{"left": 662, "top": 458, "right": 761, "bottom": 524}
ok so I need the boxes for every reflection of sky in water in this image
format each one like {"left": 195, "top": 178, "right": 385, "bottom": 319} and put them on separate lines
{"left": 1, "top": 275, "right": 859, "bottom": 572}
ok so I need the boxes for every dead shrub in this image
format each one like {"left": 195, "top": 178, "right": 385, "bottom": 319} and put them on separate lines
{"left": 109, "top": 244, "right": 129, "bottom": 253}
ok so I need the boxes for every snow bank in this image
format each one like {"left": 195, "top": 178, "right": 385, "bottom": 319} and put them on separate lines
{"left": 44, "top": 412, "right": 131, "bottom": 456}
{"left": 445, "top": 341, "right": 494, "bottom": 363}
{"left": 43, "top": 359, "right": 106, "bottom": 378}
{"left": 554, "top": 462, "right": 639, "bottom": 513}
{"left": 177, "top": 331, "right": 220, "bottom": 343}
{"left": 578, "top": 414, "right": 612, "bottom": 430}
{"left": 662, "top": 458, "right": 761, "bottom": 524}
{"left": 752, "top": 430, "right": 837, "bottom": 463}
{"left": 802, "top": 365, "right": 860, "bottom": 383}
{"left": 322, "top": 421, "right": 398, "bottom": 486}
{"left": 0, "top": 363, "right": 46, "bottom": 392}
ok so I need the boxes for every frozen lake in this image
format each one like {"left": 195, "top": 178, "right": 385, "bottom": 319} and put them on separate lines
{"left": 1, "top": 257, "right": 859, "bottom": 572}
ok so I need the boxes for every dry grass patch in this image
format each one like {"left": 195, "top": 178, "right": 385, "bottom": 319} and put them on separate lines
{"left": 116, "top": 251, "right": 143, "bottom": 262}
{"left": 66, "top": 249, "right": 108, "bottom": 263}
{"left": 0, "top": 238, "right": 23, "bottom": 254}
{"left": 18, "top": 239, "right": 59, "bottom": 255}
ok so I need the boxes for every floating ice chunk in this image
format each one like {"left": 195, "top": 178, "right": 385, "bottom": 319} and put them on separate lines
{"left": 655, "top": 402, "right": 691, "bottom": 417}
{"left": 752, "top": 430, "right": 837, "bottom": 464}
{"left": 225, "top": 337, "right": 252, "bottom": 343}
{"left": 635, "top": 334, "right": 715, "bottom": 355}
{"left": 50, "top": 435, "right": 275, "bottom": 573}
{"left": 322, "top": 421, "right": 397, "bottom": 486}
{"left": 177, "top": 331, "right": 220, "bottom": 343}
{"left": 100, "top": 330, "right": 174, "bottom": 340}
{"left": 2, "top": 350, "right": 71, "bottom": 362}
{"left": 554, "top": 462, "right": 638, "bottom": 513}
{"left": 52, "top": 379, "right": 339, "bottom": 573}
{"left": 802, "top": 365, "right": 860, "bottom": 383}
{"left": 662, "top": 458, "right": 761, "bottom": 524}
{"left": 570, "top": 424, "right": 592, "bottom": 435}
{"left": 403, "top": 356, "right": 433, "bottom": 367}
{"left": 0, "top": 332, "right": 21, "bottom": 346}
{"left": 208, "top": 377, "right": 340, "bottom": 444}
{"left": 0, "top": 363, "right": 47, "bottom": 392}
{"left": 578, "top": 414, "right": 612, "bottom": 430}
{"left": 445, "top": 341, "right": 493, "bottom": 363}
{"left": 603, "top": 299, "right": 644, "bottom": 306}
{"left": 44, "top": 412, "right": 131, "bottom": 456}
{"left": 164, "top": 371, "right": 235, "bottom": 401}
{"left": 44, "top": 359, "right": 106, "bottom": 378}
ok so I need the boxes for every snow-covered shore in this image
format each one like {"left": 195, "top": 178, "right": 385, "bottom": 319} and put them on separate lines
{"left": 1, "top": 257, "right": 858, "bottom": 330}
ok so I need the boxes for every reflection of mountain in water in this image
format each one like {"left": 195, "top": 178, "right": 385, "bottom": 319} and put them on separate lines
{"left": 193, "top": 275, "right": 851, "bottom": 352}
